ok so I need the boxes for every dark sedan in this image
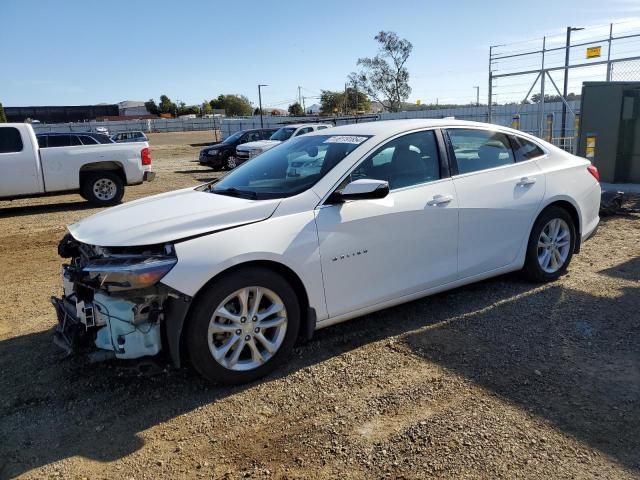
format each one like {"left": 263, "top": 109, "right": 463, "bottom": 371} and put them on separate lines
{"left": 199, "top": 128, "right": 276, "bottom": 170}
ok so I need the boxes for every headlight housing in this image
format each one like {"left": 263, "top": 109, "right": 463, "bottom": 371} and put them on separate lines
{"left": 82, "top": 256, "right": 177, "bottom": 292}
{"left": 206, "top": 148, "right": 219, "bottom": 156}
{"left": 249, "top": 148, "right": 262, "bottom": 159}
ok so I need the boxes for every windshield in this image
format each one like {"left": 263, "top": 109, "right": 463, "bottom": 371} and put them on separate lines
{"left": 222, "top": 131, "right": 243, "bottom": 144}
{"left": 270, "top": 127, "right": 296, "bottom": 141}
{"left": 208, "top": 134, "right": 371, "bottom": 199}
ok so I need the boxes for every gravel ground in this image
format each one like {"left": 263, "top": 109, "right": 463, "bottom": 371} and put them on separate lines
{"left": 0, "top": 131, "right": 638, "bottom": 479}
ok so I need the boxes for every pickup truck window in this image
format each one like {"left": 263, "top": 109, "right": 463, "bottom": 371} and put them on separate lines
{"left": 0, "top": 127, "right": 24, "bottom": 153}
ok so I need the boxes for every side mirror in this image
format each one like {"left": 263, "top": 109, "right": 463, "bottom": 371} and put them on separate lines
{"left": 327, "top": 179, "right": 389, "bottom": 204}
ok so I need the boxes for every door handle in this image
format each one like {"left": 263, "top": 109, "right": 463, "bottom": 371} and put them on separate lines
{"left": 517, "top": 176, "right": 536, "bottom": 186}
{"left": 427, "top": 194, "right": 453, "bottom": 206}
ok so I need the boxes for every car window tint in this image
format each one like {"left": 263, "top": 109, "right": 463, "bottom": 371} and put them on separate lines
{"left": 71, "top": 135, "right": 82, "bottom": 146}
{"left": 351, "top": 130, "right": 440, "bottom": 190}
{"left": 80, "top": 135, "right": 98, "bottom": 145}
{"left": 511, "top": 136, "right": 545, "bottom": 161}
{"left": 37, "top": 135, "right": 47, "bottom": 148}
{"left": 47, "top": 135, "right": 71, "bottom": 148}
{"left": 448, "top": 129, "right": 515, "bottom": 174}
{"left": 0, "top": 127, "right": 24, "bottom": 153}
{"left": 295, "top": 127, "right": 312, "bottom": 136}
{"left": 317, "top": 125, "right": 329, "bottom": 130}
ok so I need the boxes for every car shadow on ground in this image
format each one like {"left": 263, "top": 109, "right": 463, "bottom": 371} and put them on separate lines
{"left": 0, "top": 266, "right": 638, "bottom": 477}
{"left": 0, "top": 200, "right": 95, "bottom": 218}
{"left": 403, "top": 257, "right": 640, "bottom": 472}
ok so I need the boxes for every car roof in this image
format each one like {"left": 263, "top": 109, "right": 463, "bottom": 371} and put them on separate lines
{"left": 38, "top": 132, "right": 101, "bottom": 136}
{"left": 276, "top": 123, "right": 328, "bottom": 129}
{"left": 303, "top": 119, "right": 538, "bottom": 141}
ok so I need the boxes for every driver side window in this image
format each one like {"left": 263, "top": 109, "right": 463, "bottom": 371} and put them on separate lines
{"left": 349, "top": 130, "right": 441, "bottom": 190}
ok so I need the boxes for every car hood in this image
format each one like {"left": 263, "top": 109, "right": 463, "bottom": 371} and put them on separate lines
{"left": 237, "top": 140, "right": 282, "bottom": 151}
{"left": 68, "top": 187, "right": 281, "bottom": 247}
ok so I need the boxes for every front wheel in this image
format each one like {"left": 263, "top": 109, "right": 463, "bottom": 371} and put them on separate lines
{"left": 81, "top": 172, "right": 125, "bottom": 206}
{"left": 186, "top": 268, "right": 301, "bottom": 384}
{"left": 224, "top": 154, "right": 237, "bottom": 170}
{"left": 522, "top": 206, "right": 576, "bottom": 282}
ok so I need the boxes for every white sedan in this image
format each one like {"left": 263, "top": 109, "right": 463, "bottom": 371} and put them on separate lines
{"left": 54, "top": 120, "right": 601, "bottom": 384}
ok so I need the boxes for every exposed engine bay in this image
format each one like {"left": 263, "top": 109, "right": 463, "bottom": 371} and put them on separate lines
{"left": 52, "top": 233, "right": 189, "bottom": 363}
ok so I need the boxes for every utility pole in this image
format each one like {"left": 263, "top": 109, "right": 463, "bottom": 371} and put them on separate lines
{"left": 473, "top": 86, "right": 480, "bottom": 106}
{"left": 344, "top": 83, "right": 348, "bottom": 115}
{"left": 298, "top": 86, "right": 302, "bottom": 107}
{"left": 561, "top": 26, "right": 584, "bottom": 141}
{"left": 258, "top": 84, "right": 268, "bottom": 128}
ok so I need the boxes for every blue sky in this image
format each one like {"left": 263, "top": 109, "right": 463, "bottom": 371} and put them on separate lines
{"left": 1, "top": 0, "right": 639, "bottom": 109}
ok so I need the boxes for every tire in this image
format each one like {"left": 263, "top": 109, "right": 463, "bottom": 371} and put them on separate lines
{"left": 224, "top": 153, "right": 237, "bottom": 170}
{"left": 522, "top": 206, "right": 576, "bottom": 282}
{"left": 186, "top": 268, "right": 301, "bottom": 384}
{"left": 81, "top": 171, "right": 124, "bottom": 206}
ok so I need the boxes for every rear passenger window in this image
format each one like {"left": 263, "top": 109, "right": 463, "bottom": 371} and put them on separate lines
{"left": 447, "top": 129, "right": 514, "bottom": 174}
{"left": 80, "top": 135, "right": 98, "bottom": 145}
{"left": 511, "top": 136, "right": 545, "bottom": 161}
{"left": 47, "top": 135, "right": 71, "bottom": 148}
{"left": 0, "top": 127, "right": 24, "bottom": 153}
{"left": 71, "top": 135, "right": 82, "bottom": 146}
{"left": 37, "top": 136, "right": 48, "bottom": 148}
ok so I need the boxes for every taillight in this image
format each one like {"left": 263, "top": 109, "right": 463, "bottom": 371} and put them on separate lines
{"left": 587, "top": 164, "right": 599, "bottom": 182}
{"left": 141, "top": 147, "right": 152, "bottom": 166}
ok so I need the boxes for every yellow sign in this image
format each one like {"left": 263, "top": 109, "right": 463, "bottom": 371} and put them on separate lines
{"left": 416, "top": 99, "right": 421, "bottom": 105}
{"left": 586, "top": 46, "right": 601, "bottom": 59}
{"left": 586, "top": 135, "right": 596, "bottom": 159}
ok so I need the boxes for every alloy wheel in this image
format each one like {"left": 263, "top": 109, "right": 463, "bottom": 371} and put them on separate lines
{"left": 537, "top": 218, "right": 571, "bottom": 273}
{"left": 207, "top": 286, "right": 287, "bottom": 371}
{"left": 226, "top": 156, "right": 237, "bottom": 169}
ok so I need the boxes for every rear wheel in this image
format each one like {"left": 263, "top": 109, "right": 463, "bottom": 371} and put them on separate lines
{"left": 186, "top": 268, "right": 300, "bottom": 384}
{"left": 81, "top": 171, "right": 124, "bottom": 206}
{"left": 523, "top": 206, "right": 576, "bottom": 282}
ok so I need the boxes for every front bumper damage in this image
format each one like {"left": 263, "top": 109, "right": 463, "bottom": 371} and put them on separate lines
{"left": 51, "top": 235, "right": 192, "bottom": 366}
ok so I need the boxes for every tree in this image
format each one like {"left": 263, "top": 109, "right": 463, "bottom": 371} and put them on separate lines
{"left": 0, "top": 102, "right": 6, "bottom": 123}
{"left": 201, "top": 101, "right": 213, "bottom": 115}
{"left": 530, "top": 92, "right": 580, "bottom": 104}
{"left": 145, "top": 99, "right": 159, "bottom": 115}
{"left": 288, "top": 102, "right": 304, "bottom": 116}
{"left": 209, "top": 94, "right": 253, "bottom": 116}
{"left": 349, "top": 31, "right": 413, "bottom": 112}
{"left": 320, "top": 88, "right": 370, "bottom": 115}
{"left": 159, "top": 95, "right": 177, "bottom": 115}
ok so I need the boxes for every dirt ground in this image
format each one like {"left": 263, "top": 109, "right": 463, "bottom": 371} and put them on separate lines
{"left": 0, "top": 130, "right": 639, "bottom": 479}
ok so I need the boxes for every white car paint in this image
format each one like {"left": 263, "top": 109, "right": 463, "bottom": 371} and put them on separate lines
{"left": 62, "top": 119, "right": 601, "bottom": 361}
{"left": 236, "top": 123, "right": 332, "bottom": 159}
{"left": 0, "top": 123, "right": 152, "bottom": 199}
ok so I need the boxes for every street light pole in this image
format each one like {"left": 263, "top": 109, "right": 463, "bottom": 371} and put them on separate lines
{"left": 258, "top": 84, "right": 268, "bottom": 128}
{"left": 561, "top": 27, "right": 583, "bottom": 142}
{"left": 473, "top": 86, "right": 480, "bottom": 106}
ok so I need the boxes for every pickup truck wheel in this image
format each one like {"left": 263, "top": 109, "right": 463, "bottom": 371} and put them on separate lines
{"left": 186, "top": 268, "right": 300, "bottom": 385}
{"left": 81, "top": 172, "right": 124, "bottom": 206}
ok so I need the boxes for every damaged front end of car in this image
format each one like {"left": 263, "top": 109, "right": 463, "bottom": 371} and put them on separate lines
{"left": 52, "top": 233, "right": 191, "bottom": 365}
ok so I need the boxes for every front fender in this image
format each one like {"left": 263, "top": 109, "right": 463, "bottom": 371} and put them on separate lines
{"left": 161, "top": 210, "right": 327, "bottom": 321}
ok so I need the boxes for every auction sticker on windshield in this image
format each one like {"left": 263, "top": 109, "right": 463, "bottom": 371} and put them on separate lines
{"left": 323, "top": 136, "right": 369, "bottom": 145}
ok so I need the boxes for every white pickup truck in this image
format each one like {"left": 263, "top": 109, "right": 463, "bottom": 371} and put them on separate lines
{"left": 0, "top": 123, "right": 155, "bottom": 206}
